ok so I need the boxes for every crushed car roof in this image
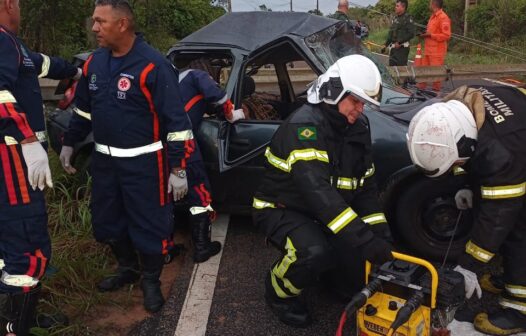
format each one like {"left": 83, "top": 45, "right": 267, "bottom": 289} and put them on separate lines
{"left": 177, "top": 11, "right": 339, "bottom": 52}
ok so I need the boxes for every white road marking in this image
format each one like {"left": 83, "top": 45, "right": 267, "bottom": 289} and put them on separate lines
{"left": 482, "top": 77, "right": 522, "bottom": 87}
{"left": 174, "top": 214, "right": 229, "bottom": 336}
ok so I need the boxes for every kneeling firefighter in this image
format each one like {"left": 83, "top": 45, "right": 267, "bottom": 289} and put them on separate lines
{"left": 252, "top": 55, "right": 394, "bottom": 327}
{"left": 407, "top": 85, "right": 526, "bottom": 335}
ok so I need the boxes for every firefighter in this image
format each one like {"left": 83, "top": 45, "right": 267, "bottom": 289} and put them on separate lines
{"left": 383, "top": 0, "right": 415, "bottom": 66}
{"left": 407, "top": 85, "right": 526, "bottom": 335}
{"left": 252, "top": 55, "right": 394, "bottom": 327}
{"left": 417, "top": 0, "right": 451, "bottom": 91}
{"left": 178, "top": 67, "right": 244, "bottom": 262}
{"left": 0, "top": 0, "right": 81, "bottom": 334}
{"left": 59, "top": 0, "right": 192, "bottom": 313}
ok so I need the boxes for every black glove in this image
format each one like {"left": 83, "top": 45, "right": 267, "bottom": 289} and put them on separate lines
{"left": 370, "top": 223, "right": 393, "bottom": 243}
{"left": 361, "top": 236, "right": 394, "bottom": 265}
{"left": 380, "top": 47, "right": 386, "bottom": 54}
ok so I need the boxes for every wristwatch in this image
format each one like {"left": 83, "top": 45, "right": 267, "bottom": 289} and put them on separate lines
{"left": 174, "top": 169, "right": 186, "bottom": 178}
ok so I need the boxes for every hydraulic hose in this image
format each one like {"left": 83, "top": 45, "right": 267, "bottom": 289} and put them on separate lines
{"left": 389, "top": 291, "right": 425, "bottom": 333}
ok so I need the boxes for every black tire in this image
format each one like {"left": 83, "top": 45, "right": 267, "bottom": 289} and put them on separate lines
{"left": 393, "top": 175, "right": 473, "bottom": 262}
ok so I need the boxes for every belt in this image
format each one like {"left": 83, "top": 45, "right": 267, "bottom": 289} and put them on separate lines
{"left": 94, "top": 141, "right": 163, "bottom": 157}
{"left": 0, "top": 90, "right": 16, "bottom": 104}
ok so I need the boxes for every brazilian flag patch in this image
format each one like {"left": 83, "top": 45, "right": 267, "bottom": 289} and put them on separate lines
{"left": 298, "top": 127, "right": 317, "bottom": 140}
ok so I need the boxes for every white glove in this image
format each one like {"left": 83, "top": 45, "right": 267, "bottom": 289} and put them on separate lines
{"left": 227, "top": 109, "right": 245, "bottom": 123}
{"left": 168, "top": 172, "right": 188, "bottom": 201}
{"left": 455, "top": 189, "right": 473, "bottom": 210}
{"left": 73, "top": 67, "right": 82, "bottom": 81}
{"left": 59, "top": 145, "right": 77, "bottom": 175}
{"left": 454, "top": 265, "right": 482, "bottom": 299}
{"left": 21, "top": 141, "right": 53, "bottom": 190}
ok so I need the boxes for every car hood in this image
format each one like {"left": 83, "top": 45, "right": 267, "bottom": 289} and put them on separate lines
{"left": 177, "top": 11, "right": 339, "bottom": 52}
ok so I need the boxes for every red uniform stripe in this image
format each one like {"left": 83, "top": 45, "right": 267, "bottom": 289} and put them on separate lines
{"left": 0, "top": 144, "right": 18, "bottom": 205}
{"left": 25, "top": 253, "right": 37, "bottom": 277}
{"left": 194, "top": 185, "right": 208, "bottom": 207}
{"left": 5, "top": 103, "right": 33, "bottom": 138}
{"left": 8, "top": 145, "right": 30, "bottom": 204}
{"left": 140, "top": 63, "right": 165, "bottom": 205}
{"left": 184, "top": 94, "right": 204, "bottom": 113}
{"left": 35, "top": 249, "right": 47, "bottom": 279}
{"left": 199, "top": 184, "right": 212, "bottom": 204}
{"left": 83, "top": 54, "right": 94, "bottom": 77}
{"left": 162, "top": 239, "right": 168, "bottom": 255}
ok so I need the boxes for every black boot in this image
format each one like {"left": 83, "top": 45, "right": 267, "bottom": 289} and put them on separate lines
{"left": 140, "top": 253, "right": 165, "bottom": 313}
{"left": 264, "top": 272, "right": 311, "bottom": 328}
{"left": 191, "top": 213, "right": 221, "bottom": 263}
{"left": 475, "top": 308, "right": 526, "bottom": 335}
{"left": 97, "top": 238, "right": 140, "bottom": 292}
{"left": 0, "top": 284, "right": 41, "bottom": 336}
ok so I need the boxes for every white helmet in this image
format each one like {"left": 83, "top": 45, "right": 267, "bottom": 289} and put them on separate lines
{"left": 307, "top": 55, "right": 382, "bottom": 108}
{"left": 407, "top": 100, "right": 478, "bottom": 177}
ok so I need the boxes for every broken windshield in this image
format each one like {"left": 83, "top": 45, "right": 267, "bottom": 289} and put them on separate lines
{"left": 305, "top": 23, "right": 397, "bottom": 87}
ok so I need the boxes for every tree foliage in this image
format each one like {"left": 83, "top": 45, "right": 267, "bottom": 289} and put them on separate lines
{"left": 20, "top": 0, "right": 224, "bottom": 58}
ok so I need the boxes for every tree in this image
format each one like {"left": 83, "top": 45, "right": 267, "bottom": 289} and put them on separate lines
{"left": 308, "top": 9, "right": 323, "bottom": 16}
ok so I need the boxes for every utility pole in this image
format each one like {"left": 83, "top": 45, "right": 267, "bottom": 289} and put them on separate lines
{"left": 228, "top": 0, "right": 232, "bottom": 13}
{"left": 290, "top": 0, "right": 292, "bottom": 12}
{"left": 316, "top": 0, "right": 319, "bottom": 12}
{"left": 464, "top": 0, "right": 469, "bottom": 36}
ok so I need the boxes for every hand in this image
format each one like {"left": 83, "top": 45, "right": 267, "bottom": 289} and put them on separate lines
{"left": 227, "top": 109, "right": 245, "bottom": 123}
{"left": 454, "top": 265, "right": 482, "bottom": 299}
{"left": 21, "top": 141, "right": 53, "bottom": 190}
{"left": 370, "top": 223, "right": 394, "bottom": 243}
{"left": 59, "top": 145, "right": 77, "bottom": 175}
{"left": 362, "top": 236, "right": 394, "bottom": 265}
{"left": 73, "top": 67, "right": 82, "bottom": 81}
{"left": 168, "top": 171, "right": 188, "bottom": 201}
{"left": 455, "top": 189, "right": 473, "bottom": 210}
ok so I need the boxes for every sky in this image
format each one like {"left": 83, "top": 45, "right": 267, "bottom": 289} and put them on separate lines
{"left": 231, "top": 0, "right": 379, "bottom": 15}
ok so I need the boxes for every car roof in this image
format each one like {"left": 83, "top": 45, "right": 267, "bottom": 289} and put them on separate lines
{"left": 177, "top": 11, "right": 339, "bottom": 52}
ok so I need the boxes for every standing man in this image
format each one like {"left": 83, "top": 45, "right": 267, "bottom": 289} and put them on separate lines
{"left": 418, "top": 0, "right": 451, "bottom": 91}
{"left": 252, "top": 55, "right": 393, "bottom": 327}
{"left": 407, "top": 85, "right": 526, "bottom": 335}
{"left": 178, "top": 66, "right": 244, "bottom": 262}
{"left": 383, "top": 0, "right": 415, "bottom": 66}
{"left": 1, "top": 0, "right": 81, "bottom": 334}
{"left": 59, "top": 0, "right": 193, "bottom": 313}
{"left": 331, "top": 0, "right": 350, "bottom": 23}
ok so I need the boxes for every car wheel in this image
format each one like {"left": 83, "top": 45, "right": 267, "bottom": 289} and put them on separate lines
{"left": 393, "top": 175, "right": 473, "bottom": 262}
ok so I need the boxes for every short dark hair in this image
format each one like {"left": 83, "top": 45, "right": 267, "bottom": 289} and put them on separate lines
{"left": 432, "top": 0, "right": 443, "bottom": 8}
{"left": 94, "top": 0, "right": 135, "bottom": 18}
{"left": 397, "top": 0, "right": 408, "bottom": 9}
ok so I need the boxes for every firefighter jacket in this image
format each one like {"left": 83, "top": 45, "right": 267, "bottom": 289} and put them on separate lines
{"left": 253, "top": 103, "right": 388, "bottom": 247}
{"left": 385, "top": 12, "right": 415, "bottom": 47}
{"left": 63, "top": 35, "right": 193, "bottom": 170}
{"left": 1, "top": 25, "right": 78, "bottom": 218}
{"left": 461, "top": 85, "right": 526, "bottom": 264}
{"left": 423, "top": 9, "right": 451, "bottom": 56}
{"left": 0, "top": 25, "right": 78, "bottom": 144}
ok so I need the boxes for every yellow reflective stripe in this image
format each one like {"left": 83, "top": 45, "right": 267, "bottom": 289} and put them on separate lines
{"left": 74, "top": 107, "right": 91, "bottom": 121}
{"left": 327, "top": 207, "right": 358, "bottom": 233}
{"left": 4, "top": 136, "right": 18, "bottom": 145}
{"left": 265, "top": 147, "right": 329, "bottom": 173}
{"left": 270, "top": 272, "right": 291, "bottom": 298}
{"left": 362, "top": 213, "right": 387, "bottom": 225}
{"left": 38, "top": 54, "right": 51, "bottom": 78}
{"left": 272, "top": 237, "right": 301, "bottom": 296}
{"left": 481, "top": 182, "right": 526, "bottom": 199}
{"left": 252, "top": 198, "right": 276, "bottom": 209}
{"left": 0, "top": 90, "right": 17, "bottom": 103}
{"left": 466, "top": 240, "right": 494, "bottom": 263}
{"left": 505, "top": 284, "right": 526, "bottom": 298}
{"left": 453, "top": 166, "right": 466, "bottom": 175}
{"left": 167, "top": 130, "right": 193, "bottom": 141}
{"left": 364, "top": 164, "right": 375, "bottom": 178}
{"left": 337, "top": 177, "right": 358, "bottom": 190}
{"left": 500, "top": 298, "right": 526, "bottom": 313}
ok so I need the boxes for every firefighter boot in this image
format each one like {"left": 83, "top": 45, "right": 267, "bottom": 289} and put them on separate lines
{"left": 264, "top": 272, "right": 312, "bottom": 328}
{"left": 0, "top": 284, "right": 41, "bottom": 336}
{"left": 140, "top": 253, "right": 165, "bottom": 313}
{"left": 475, "top": 309, "right": 526, "bottom": 335}
{"left": 480, "top": 273, "right": 505, "bottom": 294}
{"left": 191, "top": 213, "right": 221, "bottom": 263}
{"left": 97, "top": 238, "right": 140, "bottom": 292}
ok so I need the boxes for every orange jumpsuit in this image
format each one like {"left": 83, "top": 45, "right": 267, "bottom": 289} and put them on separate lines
{"left": 421, "top": 9, "right": 451, "bottom": 91}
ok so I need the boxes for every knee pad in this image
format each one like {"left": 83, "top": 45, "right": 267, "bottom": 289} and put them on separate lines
{"left": 303, "top": 244, "right": 334, "bottom": 274}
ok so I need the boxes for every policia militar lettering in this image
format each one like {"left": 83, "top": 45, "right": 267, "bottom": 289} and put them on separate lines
{"left": 60, "top": 0, "right": 193, "bottom": 314}
{"left": 1, "top": 0, "right": 81, "bottom": 334}
{"left": 252, "top": 55, "right": 394, "bottom": 327}
{"left": 407, "top": 85, "right": 526, "bottom": 335}
{"left": 383, "top": 0, "right": 415, "bottom": 66}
